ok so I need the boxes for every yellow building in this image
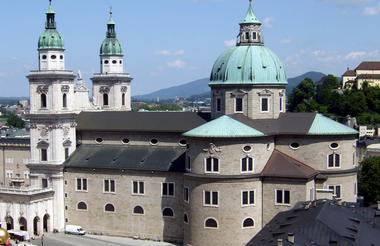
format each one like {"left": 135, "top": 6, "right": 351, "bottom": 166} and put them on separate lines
{"left": 343, "top": 61, "right": 380, "bottom": 89}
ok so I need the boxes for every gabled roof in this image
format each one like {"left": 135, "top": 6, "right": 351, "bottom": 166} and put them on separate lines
{"left": 183, "top": 115, "right": 265, "bottom": 138}
{"left": 261, "top": 150, "right": 319, "bottom": 179}
{"left": 76, "top": 111, "right": 210, "bottom": 133}
{"left": 308, "top": 114, "right": 358, "bottom": 135}
{"left": 64, "top": 144, "right": 186, "bottom": 172}
{"left": 356, "top": 61, "right": 380, "bottom": 70}
{"left": 342, "top": 70, "right": 356, "bottom": 76}
{"left": 247, "top": 201, "right": 380, "bottom": 246}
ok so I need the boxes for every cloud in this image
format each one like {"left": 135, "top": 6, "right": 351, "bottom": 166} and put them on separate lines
{"left": 344, "top": 51, "right": 368, "bottom": 60}
{"left": 316, "top": 0, "right": 373, "bottom": 7}
{"left": 280, "top": 39, "right": 292, "bottom": 45}
{"left": 0, "top": 73, "right": 6, "bottom": 78}
{"left": 263, "top": 17, "right": 274, "bottom": 29}
{"left": 155, "top": 49, "right": 185, "bottom": 56}
{"left": 363, "top": 2, "right": 380, "bottom": 15}
{"left": 224, "top": 40, "right": 236, "bottom": 47}
{"left": 168, "top": 59, "right": 186, "bottom": 68}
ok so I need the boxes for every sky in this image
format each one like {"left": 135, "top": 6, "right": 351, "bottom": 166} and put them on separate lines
{"left": 1, "top": 0, "right": 380, "bottom": 97}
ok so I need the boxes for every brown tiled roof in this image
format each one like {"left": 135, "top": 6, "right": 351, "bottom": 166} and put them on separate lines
{"left": 357, "top": 74, "right": 380, "bottom": 80}
{"left": 343, "top": 70, "right": 356, "bottom": 76}
{"left": 356, "top": 61, "right": 380, "bottom": 70}
{"left": 261, "top": 150, "right": 319, "bottom": 179}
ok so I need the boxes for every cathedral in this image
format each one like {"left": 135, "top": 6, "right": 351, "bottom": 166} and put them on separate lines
{"left": 0, "top": 1, "right": 358, "bottom": 246}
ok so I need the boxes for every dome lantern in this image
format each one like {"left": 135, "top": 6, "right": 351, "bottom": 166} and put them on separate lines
{"left": 237, "top": 0, "right": 263, "bottom": 46}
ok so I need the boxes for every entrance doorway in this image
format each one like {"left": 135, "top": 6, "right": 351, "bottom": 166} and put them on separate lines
{"left": 33, "top": 217, "right": 40, "bottom": 236}
{"left": 6, "top": 216, "right": 13, "bottom": 230}
{"left": 19, "top": 217, "right": 27, "bottom": 231}
{"left": 43, "top": 214, "right": 49, "bottom": 232}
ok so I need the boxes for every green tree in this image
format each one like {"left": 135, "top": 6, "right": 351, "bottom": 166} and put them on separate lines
{"left": 288, "top": 78, "right": 316, "bottom": 112}
{"left": 358, "top": 156, "right": 380, "bottom": 206}
{"left": 316, "top": 75, "right": 339, "bottom": 106}
{"left": 6, "top": 114, "right": 25, "bottom": 128}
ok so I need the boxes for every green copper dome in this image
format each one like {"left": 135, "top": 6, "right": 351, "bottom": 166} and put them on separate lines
{"left": 38, "top": 2, "right": 64, "bottom": 50}
{"left": 209, "top": 45, "right": 287, "bottom": 85}
{"left": 100, "top": 16, "right": 123, "bottom": 56}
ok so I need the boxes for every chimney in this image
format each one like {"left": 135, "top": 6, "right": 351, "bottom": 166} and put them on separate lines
{"left": 288, "top": 232, "right": 295, "bottom": 244}
{"left": 277, "top": 239, "right": 283, "bottom": 246}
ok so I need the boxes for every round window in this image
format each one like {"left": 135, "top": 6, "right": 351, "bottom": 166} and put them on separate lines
{"left": 122, "top": 138, "right": 130, "bottom": 144}
{"left": 150, "top": 139, "right": 158, "bottom": 145}
{"left": 51, "top": 55, "right": 57, "bottom": 59}
{"left": 179, "top": 139, "right": 187, "bottom": 146}
{"left": 60, "top": 55, "right": 64, "bottom": 60}
{"left": 289, "top": 142, "right": 300, "bottom": 149}
{"left": 243, "top": 145, "right": 252, "bottom": 152}
{"left": 104, "top": 60, "right": 109, "bottom": 64}
{"left": 42, "top": 55, "right": 47, "bottom": 60}
{"left": 95, "top": 137, "right": 103, "bottom": 144}
{"left": 330, "top": 143, "right": 339, "bottom": 149}
{"left": 112, "top": 60, "right": 117, "bottom": 64}
{"left": 119, "top": 60, "right": 123, "bottom": 64}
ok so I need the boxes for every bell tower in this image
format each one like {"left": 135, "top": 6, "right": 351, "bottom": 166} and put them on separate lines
{"left": 91, "top": 9, "right": 132, "bottom": 111}
{"left": 27, "top": 0, "right": 76, "bottom": 232}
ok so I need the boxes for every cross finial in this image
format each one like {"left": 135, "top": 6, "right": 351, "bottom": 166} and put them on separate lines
{"left": 109, "top": 6, "right": 113, "bottom": 16}
{"left": 49, "top": 0, "right": 52, "bottom": 5}
{"left": 249, "top": 0, "right": 252, "bottom": 3}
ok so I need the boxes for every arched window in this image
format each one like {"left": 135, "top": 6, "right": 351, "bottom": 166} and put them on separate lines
{"left": 204, "top": 218, "right": 218, "bottom": 228}
{"left": 77, "top": 202, "right": 87, "bottom": 210}
{"left": 122, "top": 93, "right": 125, "bottom": 106}
{"left": 242, "top": 218, "right": 254, "bottom": 228}
{"left": 41, "top": 94, "right": 47, "bottom": 108}
{"left": 103, "top": 93, "right": 109, "bottom": 106}
{"left": 62, "top": 93, "right": 67, "bottom": 108}
{"left": 105, "top": 203, "right": 115, "bottom": 212}
{"left": 162, "top": 207, "right": 174, "bottom": 217}
{"left": 241, "top": 157, "right": 254, "bottom": 172}
{"left": 133, "top": 206, "right": 144, "bottom": 214}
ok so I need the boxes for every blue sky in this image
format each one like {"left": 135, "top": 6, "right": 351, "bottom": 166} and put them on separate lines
{"left": 1, "top": 0, "right": 380, "bottom": 97}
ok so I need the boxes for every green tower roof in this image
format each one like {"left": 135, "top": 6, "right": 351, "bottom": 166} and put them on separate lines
{"left": 183, "top": 115, "right": 265, "bottom": 138}
{"left": 240, "top": 2, "right": 261, "bottom": 25}
{"left": 100, "top": 14, "right": 123, "bottom": 56}
{"left": 38, "top": 1, "right": 64, "bottom": 50}
{"left": 308, "top": 114, "right": 358, "bottom": 135}
{"left": 209, "top": 45, "right": 287, "bottom": 85}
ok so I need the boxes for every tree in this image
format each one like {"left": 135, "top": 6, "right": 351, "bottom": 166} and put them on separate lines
{"left": 358, "top": 156, "right": 380, "bottom": 206}
{"left": 315, "top": 75, "right": 339, "bottom": 106}
{"left": 6, "top": 114, "right": 25, "bottom": 128}
{"left": 287, "top": 78, "right": 316, "bottom": 112}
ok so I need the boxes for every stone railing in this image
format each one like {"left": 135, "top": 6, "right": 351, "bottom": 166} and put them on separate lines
{"left": 0, "top": 186, "right": 54, "bottom": 195}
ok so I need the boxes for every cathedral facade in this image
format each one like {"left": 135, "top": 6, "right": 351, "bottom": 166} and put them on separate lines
{"left": 0, "top": 2, "right": 358, "bottom": 246}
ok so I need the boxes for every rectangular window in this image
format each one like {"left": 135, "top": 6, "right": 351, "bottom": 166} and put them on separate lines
{"left": 328, "top": 153, "right": 341, "bottom": 168}
{"left": 104, "top": 179, "right": 115, "bottom": 193}
{"left": 328, "top": 185, "right": 342, "bottom": 199}
{"left": 41, "top": 149, "right": 47, "bottom": 161}
{"left": 42, "top": 178, "right": 48, "bottom": 188}
{"left": 76, "top": 178, "right": 88, "bottom": 191}
{"left": 241, "top": 157, "right": 254, "bottom": 173}
{"left": 235, "top": 98, "right": 243, "bottom": 112}
{"left": 242, "top": 190, "right": 255, "bottom": 206}
{"left": 65, "top": 148, "right": 69, "bottom": 160}
{"left": 275, "top": 189, "right": 290, "bottom": 205}
{"left": 245, "top": 32, "right": 250, "bottom": 40}
{"left": 132, "top": 181, "right": 144, "bottom": 195}
{"left": 184, "top": 187, "right": 189, "bottom": 203}
{"left": 216, "top": 98, "right": 221, "bottom": 112}
{"left": 280, "top": 97, "right": 283, "bottom": 112}
{"left": 162, "top": 182, "right": 175, "bottom": 197}
{"left": 204, "top": 191, "right": 219, "bottom": 206}
{"left": 205, "top": 157, "right": 219, "bottom": 173}
{"left": 24, "top": 171, "right": 30, "bottom": 179}
{"left": 5, "top": 170, "right": 13, "bottom": 178}
{"left": 261, "top": 98, "right": 269, "bottom": 112}
{"left": 252, "top": 32, "right": 257, "bottom": 40}
{"left": 186, "top": 155, "right": 191, "bottom": 171}
{"left": 23, "top": 158, "right": 29, "bottom": 164}
{"left": 5, "top": 158, "right": 14, "bottom": 164}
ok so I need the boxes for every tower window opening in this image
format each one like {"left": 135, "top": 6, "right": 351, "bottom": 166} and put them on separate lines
{"left": 122, "top": 93, "right": 125, "bottom": 106}
{"left": 119, "top": 60, "right": 122, "bottom": 64}
{"left": 42, "top": 55, "right": 47, "bottom": 60}
{"left": 41, "top": 149, "right": 47, "bottom": 162}
{"left": 51, "top": 55, "right": 56, "bottom": 59}
{"left": 245, "top": 32, "right": 250, "bottom": 40}
{"left": 104, "top": 60, "right": 109, "bottom": 64}
{"left": 62, "top": 93, "right": 67, "bottom": 108}
{"left": 252, "top": 32, "right": 257, "bottom": 40}
{"left": 103, "top": 93, "right": 109, "bottom": 106}
{"left": 235, "top": 98, "right": 243, "bottom": 113}
{"left": 41, "top": 94, "right": 47, "bottom": 108}
{"left": 60, "top": 55, "right": 63, "bottom": 60}
{"left": 216, "top": 98, "right": 221, "bottom": 112}
{"left": 112, "top": 60, "right": 117, "bottom": 64}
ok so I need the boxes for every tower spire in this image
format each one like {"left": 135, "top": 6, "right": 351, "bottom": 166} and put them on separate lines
{"left": 237, "top": 0, "right": 263, "bottom": 46}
